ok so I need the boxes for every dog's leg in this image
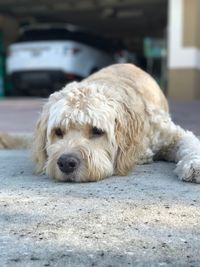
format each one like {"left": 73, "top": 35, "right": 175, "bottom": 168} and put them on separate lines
{"left": 0, "top": 132, "right": 31, "bottom": 149}
{"left": 150, "top": 109, "right": 200, "bottom": 183}
{"left": 137, "top": 148, "right": 154, "bottom": 165}
{"left": 173, "top": 132, "right": 200, "bottom": 183}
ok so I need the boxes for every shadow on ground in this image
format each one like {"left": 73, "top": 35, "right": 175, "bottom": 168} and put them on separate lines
{"left": 0, "top": 150, "right": 200, "bottom": 266}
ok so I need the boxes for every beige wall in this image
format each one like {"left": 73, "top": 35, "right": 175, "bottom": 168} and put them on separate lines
{"left": 168, "top": 69, "right": 200, "bottom": 100}
{"left": 183, "top": 0, "right": 200, "bottom": 48}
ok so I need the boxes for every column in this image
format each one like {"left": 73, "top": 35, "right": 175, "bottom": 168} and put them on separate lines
{"left": 168, "top": 0, "right": 200, "bottom": 100}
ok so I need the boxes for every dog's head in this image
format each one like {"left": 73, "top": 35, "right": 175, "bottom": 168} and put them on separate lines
{"left": 32, "top": 81, "right": 144, "bottom": 182}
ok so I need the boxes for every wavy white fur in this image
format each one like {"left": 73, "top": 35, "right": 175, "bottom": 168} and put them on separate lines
{"left": 1, "top": 64, "right": 200, "bottom": 183}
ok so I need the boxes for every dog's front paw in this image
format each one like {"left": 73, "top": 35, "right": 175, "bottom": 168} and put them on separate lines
{"left": 175, "top": 158, "right": 200, "bottom": 183}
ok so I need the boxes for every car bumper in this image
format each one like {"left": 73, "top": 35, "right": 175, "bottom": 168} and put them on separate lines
{"left": 9, "top": 70, "right": 83, "bottom": 91}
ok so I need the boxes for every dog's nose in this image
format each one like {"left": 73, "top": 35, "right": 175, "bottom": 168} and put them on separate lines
{"left": 57, "top": 154, "right": 80, "bottom": 174}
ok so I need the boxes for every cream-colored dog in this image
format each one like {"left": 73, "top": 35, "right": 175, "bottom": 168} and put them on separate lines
{"left": 1, "top": 64, "right": 200, "bottom": 182}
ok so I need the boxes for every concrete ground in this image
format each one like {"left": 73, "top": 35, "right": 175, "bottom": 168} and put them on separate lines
{"left": 0, "top": 98, "right": 200, "bottom": 267}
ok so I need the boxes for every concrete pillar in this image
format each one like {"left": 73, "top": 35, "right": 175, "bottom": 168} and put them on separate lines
{"left": 168, "top": 0, "right": 200, "bottom": 100}
{"left": 0, "top": 15, "right": 19, "bottom": 47}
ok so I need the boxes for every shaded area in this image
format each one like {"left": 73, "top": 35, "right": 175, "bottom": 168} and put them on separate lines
{"left": 0, "top": 98, "right": 44, "bottom": 132}
{"left": 169, "top": 100, "right": 200, "bottom": 135}
{"left": 0, "top": 150, "right": 200, "bottom": 266}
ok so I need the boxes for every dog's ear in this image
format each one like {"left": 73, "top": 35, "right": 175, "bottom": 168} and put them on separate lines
{"left": 31, "top": 103, "right": 49, "bottom": 174}
{"left": 114, "top": 102, "right": 145, "bottom": 175}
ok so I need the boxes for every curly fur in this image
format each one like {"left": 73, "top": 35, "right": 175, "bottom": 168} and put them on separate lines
{"left": 1, "top": 64, "right": 200, "bottom": 183}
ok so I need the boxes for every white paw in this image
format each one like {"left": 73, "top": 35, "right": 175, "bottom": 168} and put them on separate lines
{"left": 175, "top": 158, "right": 200, "bottom": 183}
{"left": 137, "top": 148, "right": 154, "bottom": 165}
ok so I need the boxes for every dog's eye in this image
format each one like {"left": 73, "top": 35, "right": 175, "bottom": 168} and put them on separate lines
{"left": 91, "top": 127, "right": 105, "bottom": 137}
{"left": 55, "top": 128, "right": 63, "bottom": 138}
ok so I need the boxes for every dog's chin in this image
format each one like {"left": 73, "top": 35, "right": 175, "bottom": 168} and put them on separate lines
{"left": 45, "top": 162, "right": 114, "bottom": 183}
{"left": 54, "top": 172, "right": 80, "bottom": 182}
{"left": 46, "top": 164, "right": 84, "bottom": 182}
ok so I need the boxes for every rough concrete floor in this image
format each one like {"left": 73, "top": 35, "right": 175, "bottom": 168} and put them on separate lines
{"left": 0, "top": 99, "right": 200, "bottom": 267}
{"left": 0, "top": 150, "right": 200, "bottom": 267}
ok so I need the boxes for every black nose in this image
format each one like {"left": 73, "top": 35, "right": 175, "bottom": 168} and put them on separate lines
{"left": 57, "top": 154, "right": 80, "bottom": 174}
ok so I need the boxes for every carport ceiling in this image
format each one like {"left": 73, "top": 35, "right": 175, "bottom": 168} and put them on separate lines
{"left": 0, "top": 0, "right": 167, "bottom": 38}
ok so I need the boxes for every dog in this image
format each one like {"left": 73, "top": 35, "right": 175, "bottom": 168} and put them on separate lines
{"left": 1, "top": 64, "right": 200, "bottom": 183}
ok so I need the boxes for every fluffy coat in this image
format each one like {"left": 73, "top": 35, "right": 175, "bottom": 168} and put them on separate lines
{"left": 1, "top": 64, "right": 200, "bottom": 182}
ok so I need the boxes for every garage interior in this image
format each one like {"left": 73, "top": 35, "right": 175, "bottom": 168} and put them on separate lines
{"left": 0, "top": 0, "right": 168, "bottom": 96}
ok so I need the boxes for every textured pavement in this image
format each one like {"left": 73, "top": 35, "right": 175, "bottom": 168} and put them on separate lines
{"left": 0, "top": 150, "right": 200, "bottom": 267}
{"left": 0, "top": 98, "right": 200, "bottom": 267}
{"left": 0, "top": 98, "right": 44, "bottom": 133}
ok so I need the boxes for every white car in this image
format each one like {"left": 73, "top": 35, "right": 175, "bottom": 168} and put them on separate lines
{"left": 6, "top": 25, "right": 114, "bottom": 95}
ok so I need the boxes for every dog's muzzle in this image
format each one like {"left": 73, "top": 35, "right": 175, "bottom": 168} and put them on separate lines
{"left": 57, "top": 153, "right": 80, "bottom": 175}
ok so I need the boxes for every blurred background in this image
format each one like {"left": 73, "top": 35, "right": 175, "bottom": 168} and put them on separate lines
{"left": 0, "top": 0, "right": 199, "bottom": 134}
{"left": 0, "top": 0, "right": 168, "bottom": 98}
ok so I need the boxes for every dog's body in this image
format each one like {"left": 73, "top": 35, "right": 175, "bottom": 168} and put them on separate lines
{"left": 1, "top": 64, "right": 200, "bottom": 182}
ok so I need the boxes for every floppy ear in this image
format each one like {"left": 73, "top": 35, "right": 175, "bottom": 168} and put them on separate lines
{"left": 31, "top": 104, "right": 49, "bottom": 174}
{"left": 114, "top": 103, "right": 145, "bottom": 175}
{"left": 31, "top": 83, "right": 80, "bottom": 174}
